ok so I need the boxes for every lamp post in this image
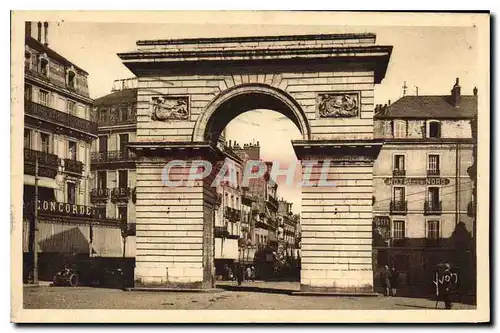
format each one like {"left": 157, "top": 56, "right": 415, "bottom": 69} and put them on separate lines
{"left": 32, "top": 158, "right": 39, "bottom": 284}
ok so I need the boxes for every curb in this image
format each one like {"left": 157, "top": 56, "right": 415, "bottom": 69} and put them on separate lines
{"left": 291, "top": 291, "right": 382, "bottom": 297}
{"left": 125, "top": 287, "right": 224, "bottom": 293}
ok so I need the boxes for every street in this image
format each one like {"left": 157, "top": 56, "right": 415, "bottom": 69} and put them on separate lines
{"left": 23, "top": 282, "right": 476, "bottom": 310}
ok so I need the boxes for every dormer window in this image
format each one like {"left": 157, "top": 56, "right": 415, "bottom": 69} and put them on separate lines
{"left": 40, "top": 57, "right": 49, "bottom": 76}
{"left": 24, "top": 51, "right": 31, "bottom": 71}
{"left": 67, "top": 70, "right": 76, "bottom": 88}
{"left": 393, "top": 120, "right": 406, "bottom": 138}
{"left": 428, "top": 121, "right": 441, "bottom": 138}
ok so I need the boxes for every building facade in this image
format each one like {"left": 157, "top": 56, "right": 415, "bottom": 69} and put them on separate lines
{"left": 91, "top": 79, "right": 138, "bottom": 258}
{"left": 23, "top": 22, "right": 124, "bottom": 282}
{"left": 372, "top": 78, "right": 476, "bottom": 296}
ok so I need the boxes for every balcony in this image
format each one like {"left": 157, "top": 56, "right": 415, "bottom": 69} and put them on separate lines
{"left": 424, "top": 200, "right": 442, "bottom": 215}
{"left": 389, "top": 200, "right": 407, "bottom": 215}
{"left": 25, "top": 100, "right": 97, "bottom": 136}
{"left": 427, "top": 169, "right": 440, "bottom": 176}
{"left": 24, "top": 148, "right": 59, "bottom": 178}
{"left": 111, "top": 187, "right": 131, "bottom": 203}
{"left": 391, "top": 238, "right": 407, "bottom": 247}
{"left": 224, "top": 207, "right": 241, "bottom": 222}
{"left": 392, "top": 169, "right": 406, "bottom": 177}
{"left": 426, "top": 238, "right": 441, "bottom": 247}
{"left": 63, "top": 158, "right": 83, "bottom": 176}
{"left": 90, "top": 188, "right": 110, "bottom": 203}
{"left": 91, "top": 150, "right": 137, "bottom": 164}
{"left": 97, "top": 109, "right": 137, "bottom": 127}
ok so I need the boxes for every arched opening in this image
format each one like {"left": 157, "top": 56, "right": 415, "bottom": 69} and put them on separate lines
{"left": 192, "top": 84, "right": 310, "bottom": 143}
{"left": 197, "top": 85, "right": 307, "bottom": 283}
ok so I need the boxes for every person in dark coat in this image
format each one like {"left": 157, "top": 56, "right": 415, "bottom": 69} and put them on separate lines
{"left": 381, "top": 265, "right": 391, "bottom": 296}
{"left": 235, "top": 262, "right": 244, "bottom": 286}
{"left": 440, "top": 263, "right": 454, "bottom": 309}
{"left": 390, "top": 267, "right": 399, "bottom": 296}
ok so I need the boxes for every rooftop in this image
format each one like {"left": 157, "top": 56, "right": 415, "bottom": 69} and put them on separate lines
{"left": 26, "top": 36, "right": 88, "bottom": 75}
{"left": 94, "top": 88, "right": 137, "bottom": 107}
{"left": 374, "top": 95, "right": 477, "bottom": 120}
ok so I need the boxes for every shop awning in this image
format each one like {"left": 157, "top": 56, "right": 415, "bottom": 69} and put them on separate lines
{"left": 24, "top": 175, "right": 59, "bottom": 189}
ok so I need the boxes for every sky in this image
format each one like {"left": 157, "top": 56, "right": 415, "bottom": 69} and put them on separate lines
{"left": 42, "top": 21, "right": 478, "bottom": 213}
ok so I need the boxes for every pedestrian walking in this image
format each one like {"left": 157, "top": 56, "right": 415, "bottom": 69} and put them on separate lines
{"left": 246, "top": 266, "right": 252, "bottom": 281}
{"left": 235, "top": 262, "right": 244, "bottom": 286}
{"left": 251, "top": 266, "right": 256, "bottom": 281}
{"left": 381, "top": 265, "right": 391, "bottom": 296}
{"left": 441, "top": 263, "right": 454, "bottom": 309}
{"left": 390, "top": 267, "right": 399, "bottom": 296}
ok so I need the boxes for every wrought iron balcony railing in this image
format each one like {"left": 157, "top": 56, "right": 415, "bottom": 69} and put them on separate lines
{"left": 392, "top": 169, "right": 406, "bottom": 177}
{"left": 424, "top": 200, "right": 442, "bottom": 215}
{"left": 63, "top": 158, "right": 83, "bottom": 176}
{"left": 389, "top": 200, "right": 408, "bottom": 215}
{"left": 24, "top": 148, "right": 59, "bottom": 178}
{"left": 91, "top": 150, "right": 137, "bottom": 164}
{"left": 25, "top": 100, "right": 97, "bottom": 135}
{"left": 427, "top": 169, "right": 440, "bottom": 176}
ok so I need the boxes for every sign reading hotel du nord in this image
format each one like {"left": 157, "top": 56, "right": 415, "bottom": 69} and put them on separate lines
{"left": 384, "top": 177, "right": 451, "bottom": 186}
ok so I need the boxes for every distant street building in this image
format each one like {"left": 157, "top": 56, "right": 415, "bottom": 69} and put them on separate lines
{"left": 372, "top": 78, "right": 477, "bottom": 296}
{"left": 91, "top": 79, "right": 139, "bottom": 258}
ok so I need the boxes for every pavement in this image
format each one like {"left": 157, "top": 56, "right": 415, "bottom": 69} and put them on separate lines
{"left": 23, "top": 281, "right": 476, "bottom": 310}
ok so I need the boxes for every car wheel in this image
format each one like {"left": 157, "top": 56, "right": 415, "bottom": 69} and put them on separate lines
{"left": 69, "top": 273, "right": 79, "bottom": 287}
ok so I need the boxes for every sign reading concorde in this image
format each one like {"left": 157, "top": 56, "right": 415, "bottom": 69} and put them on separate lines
{"left": 37, "top": 200, "right": 96, "bottom": 218}
{"left": 384, "top": 177, "right": 451, "bottom": 186}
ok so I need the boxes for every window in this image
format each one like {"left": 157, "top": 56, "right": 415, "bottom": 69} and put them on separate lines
{"left": 394, "top": 155, "right": 405, "bottom": 171}
{"left": 68, "top": 141, "right": 77, "bottom": 160}
{"left": 393, "top": 221, "right": 405, "bottom": 240}
{"left": 40, "top": 58, "right": 49, "bottom": 76}
{"left": 25, "top": 84, "right": 32, "bottom": 101}
{"left": 67, "top": 182, "right": 76, "bottom": 205}
{"left": 118, "top": 206, "right": 128, "bottom": 221}
{"left": 428, "top": 154, "right": 440, "bottom": 172}
{"left": 119, "top": 107, "right": 128, "bottom": 122}
{"left": 427, "top": 187, "right": 440, "bottom": 206}
{"left": 39, "top": 90, "right": 49, "bottom": 106}
{"left": 98, "top": 135, "right": 108, "bottom": 153}
{"left": 427, "top": 220, "right": 440, "bottom": 240}
{"left": 25, "top": 51, "right": 31, "bottom": 71}
{"left": 40, "top": 133, "right": 50, "bottom": 153}
{"left": 118, "top": 170, "right": 128, "bottom": 188}
{"left": 97, "top": 171, "right": 107, "bottom": 189}
{"left": 393, "top": 187, "right": 405, "bottom": 202}
{"left": 429, "top": 121, "right": 441, "bottom": 138}
{"left": 94, "top": 207, "right": 106, "bottom": 219}
{"left": 119, "top": 134, "right": 129, "bottom": 153}
{"left": 67, "top": 100, "right": 76, "bottom": 115}
{"left": 67, "top": 70, "right": 76, "bottom": 88}
{"left": 394, "top": 120, "right": 406, "bottom": 138}
{"left": 24, "top": 129, "right": 31, "bottom": 149}
{"left": 99, "top": 109, "right": 108, "bottom": 123}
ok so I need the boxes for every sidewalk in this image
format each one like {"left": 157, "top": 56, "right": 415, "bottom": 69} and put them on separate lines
{"left": 216, "top": 280, "right": 300, "bottom": 294}
{"left": 23, "top": 281, "right": 53, "bottom": 288}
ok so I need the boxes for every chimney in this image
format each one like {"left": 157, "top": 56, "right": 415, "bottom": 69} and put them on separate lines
{"left": 37, "top": 22, "right": 42, "bottom": 42}
{"left": 388, "top": 100, "right": 391, "bottom": 106}
{"left": 473, "top": 87, "right": 478, "bottom": 96}
{"left": 25, "top": 22, "right": 32, "bottom": 38}
{"left": 451, "top": 78, "right": 461, "bottom": 107}
{"left": 43, "top": 22, "right": 49, "bottom": 46}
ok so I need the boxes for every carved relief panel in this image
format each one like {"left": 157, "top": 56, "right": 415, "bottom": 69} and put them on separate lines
{"left": 151, "top": 96, "right": 189, "bottom": 121}
{"left": 317, "top": 92, "right": 360, "bottom": 118}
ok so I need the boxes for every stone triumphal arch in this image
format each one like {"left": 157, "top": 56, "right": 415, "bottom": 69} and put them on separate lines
{"left": 119, "top": 33, "right": 392, "bottom": 293}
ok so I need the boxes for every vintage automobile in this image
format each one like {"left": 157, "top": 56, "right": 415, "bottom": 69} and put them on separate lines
{"left": 53, "top": 265, "right": 80, "bottom": 287}
{"left": 52, "top": 261, "right": 128, "bottom": 288}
